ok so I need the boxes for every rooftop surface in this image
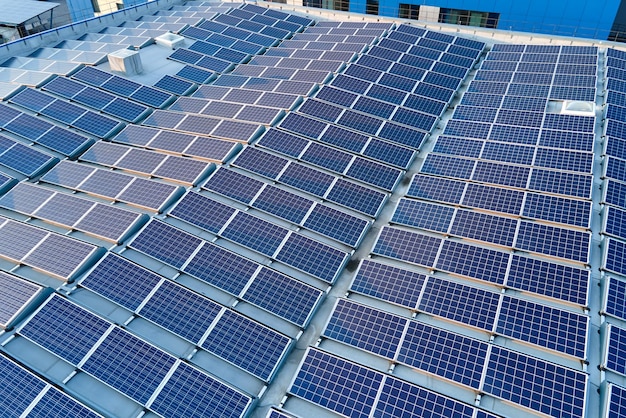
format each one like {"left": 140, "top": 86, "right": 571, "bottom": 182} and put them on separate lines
{"left": 0, "top": 1, "right": 625, "bottom": 417}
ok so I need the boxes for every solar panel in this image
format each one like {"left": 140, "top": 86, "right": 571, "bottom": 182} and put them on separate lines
{"left": 606, "top": 384, "right": 626, "bottom": 418}
{"left": 472, "top": 161, "right": 530, "bottom": 188}
{"left": 19, "top": 295, "right": 110, "bottom": 364}
{"left": 481, "top": 142, "right": 534, "bottom": 165}
{"left": 406, "top": 174, "right": 466, "bottom": 204}
{"left": 484, "top": 346, "right": 586, "bottom": 418}
{"left": 523, "top": 193, "right": 591, "bottom": 227}
{"left": 303, "top": 204, "right": 369, "bottom": 247}
{"left": 28, "top": 386, "right": 102, "bottom": 418}
{"left": 82, "top": 327, "right": 176, "bottom": 404}
{"left": 462, "top": 183, "right": 524, "bottom": 215}
{"left": 290, "top": 348, "right": 383, "bottom": 418}
{"left": 170, "top": 191, "right": 236, "bottom": 234}
{"left": 419, "top": 277, "right": 499, "bottom": 330}
{"left": 373, "top": 226, "right": 441, "bottom": 267}
{"left": 232, "top": 147, "right": 288, "bottom": 180}
{"left": 450, "top": 210, "right": 517, "bottom": 247}
{"left": 391, "top": 198, "right": 454, "bottom": 232}
{"left": 516, "top": 221, "right": 590, "bottom": 263}
{"left": 497, "top": 296, "right": 588, "bottom": 357}
{"left": 436, "top": 240, "right": 509, "bottom": 284}
{"left": 202, "top": 309, "right": 290, "bottom": 380}
{"left": 398, "top": 321, "right": 488, "bottom": 389}
{"left": 350, "top": 260, "right": 425, "bottom": 308}
{"left": 183, "top": 242, "right": 258, "bottom": 295}
{"left": 300, "top": 142, "right": 352, "bottom": 173}
{"left": 222, "top": 212, "right": 289, "bottom": 256}
{"left": 278, "top": 162, "right": 334, "bottom": 197}
{"left": 276, "top": 233, "right": 348, "bottom": 283}
{"left": 421, "top": 154, "right": 475, "bottom": 180}
{"left": 130, "top": 220, "right": 203, "bottom": 269}
{"left": 326, "top": 178, "right": 387, "bottom": 216}
{"left": 243, "top": 266, "right": 322, "bottom": 326}
{"left": 489, "top": 124, "right": 539, "bottom": 145}
{"left": 323, "top": 299, "right": 405, "bottom": 358}
{"left": 252, "top": 185, "right": 312, "bottom": 224}
{"left": 535, "top": 148, "right": 592, "bottom": 173}
{"left": 0, "top": 271, "right": 41, "bottom": 328}
{"left": 0, "top": 354, "right": 48, "bottom": 417}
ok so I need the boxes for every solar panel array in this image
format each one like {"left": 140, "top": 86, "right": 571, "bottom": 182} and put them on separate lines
{"left": 0, "top": 2, "right": 616, "bottom": 417}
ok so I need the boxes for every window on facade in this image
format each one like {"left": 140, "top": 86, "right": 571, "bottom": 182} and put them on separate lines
{"left": 366, "top": 0, "right": 379, "bottom": 15}
{"left": 304, "top": 0, "right": 348, "bottom": 11}
{"left": 439, "top": 8, "right": 499, "bottom": 28}
{"left": 398, "top": 3, "right": 419, "bottom": 20}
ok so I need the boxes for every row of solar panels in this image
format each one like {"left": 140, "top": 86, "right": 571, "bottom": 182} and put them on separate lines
{"left": 288, "top": 41, "right": 600, "bottom": 418}
{"left": 599, "top": 48, "right": 626, "bottom": 415}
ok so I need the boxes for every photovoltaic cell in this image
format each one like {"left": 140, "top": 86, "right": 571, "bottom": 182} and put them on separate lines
{"left": 398, "top": 321, "right": 488, "bottom": 389}
{"left": 170, "top": 192, "right": 235, "bottom": 234}
{"left": 139, "top": 280, "right": 221, "bottom": 343}
{"left": 497, "top": 296, "right": 588, "bottom": 358}
{"left": 0, "top": 272, "right": 41, "bottom": 327}
{"left": 516, "top": 221, "right": 590, "bottom": 263}
{"left": 202, "top": 309, "right": 290, "bottom": 380}
{"left": 19, "top": 295, "right": 110, "bottom": 365}
{"left": 0, "top": 355, "right": 47, "bottom": 417}
{"left": 290, "top": 348, "right": 383, "bottom": 418}
{"left": 407, "top": 174, "right": 465, "bottom": 204}
{"left": 222, "top": 212, "right": 289, "bottom": 256}
{"left": 419, "top": 277, "right": 500, "bottom": 330}
{"left": 392, "top": 199, "right": 454, "bottom": 232}
{"left": 373, "top": 226, "right": 441, "bottom": 267}
{"left": 323, "top": 299, "right": 405, "bottom": 359}
{"left": 507, "top": 255, "right": 589, "bottom": 305}
{"left": 28, "top": 387, "right": 102, "bottom": 418}
{"left": 130, "top": 221, "right": 202, "bottom": 269}
{"left": 462, "top": 183, "right": 524, "bottom": 215}
{"left": 82, "top": 327, "right": 176, "bottom": 404}
{"left": 420, "top": 154, "right": 475, "bottom": 179}
{"left": 350, "top": 260, "right": 425, "bottom": 308}
{"left": 436, "top": 240, "right": 509, "bottom": 284}
{"left": 484, "top": 347, "right": 586, "bottom": 418}
{"left": 523, "top": 193, "right": 591, "bottom": 227}
{"left": 80, "top": 254, "right": 162, "bottom": 311}
{"left": 304, "top": 204, "right": 368, "bottom": 247}
{"left": 276, "top": 233, "right": 348, "bottom": 283}
{"left": 327, "top": 178, "right": 386, "bottom": 216}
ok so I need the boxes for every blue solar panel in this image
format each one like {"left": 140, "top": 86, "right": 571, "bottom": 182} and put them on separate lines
{"left": 278, "top": 162, "right": 334, "bottom": 197}
{"left": 290, "top": 348, "right": 383, "bottom": 418}
{"left": 540, "top": 129, "right": 593, "bottom": 151}
{"left": 452, "top": 105, "right": 498, "bottom": 123}
{"left": 421, "top": 154, "right": 475, "bottom": 180}
{"left": 433, "top": 136, "right": 483, "bottom": 158}
{"left": 607, "top": 384, "right": 626, "bottom": 418}
{"left": 606, "top": 276, "right": 626, "bottom": 320}
{"left": 363, "top": 138, "right": 414, "bottom": 169}
{"left": 484, "top": 347, "right": 586, "bottom": 418}
{"left": 444, "top": 119, "right": 491, "bottom": 139}
{"left": 170, "top": 192, "right": 235, "bottom": 234}
{"left": 279, "top": 112, "right": 327, "bottom": 139}
{"left": 535, "top": 148, "right": 592, "bottom": 173}
{"left": 130, "top": 221, "right": 202, "bottom": 269}
{"left": 481, "top": 142, "right": 535, "bottom": 165}
{"left": 373, "top": 227, "right": 441, "bottom": 267}
{"left": 451, "top": 210, "right": 517, "bottom": 247}
{"left": 0, "top": 355, "right": 49, "bottom": 417}
{"left": 250, "top": 185, "right": 311, "bottom": 224}
{"left": 377, "top": 121, "right": 426, "bottom": 148}
{"left": 543, "top": 113, "right": 594, "bottom": 133}
{"left": 80, "top": 254, "right": 161, "bottom": 310}
{"left": 140, "top": 280, "right": 221, "bottom": 343}
{"left": 258, "top": 129, "right": 308, "bottom": 158}
{"left": 392, "top": 199, "right": 454, "bottom": 232}
{"left": 419, "top": 277, "right": 499, "bottom": 330}
{"left": 606, "top": 238, "right": 626, "bottom": 276}
{"left": 350, "top": 260, "right": 425, "bottom": 308}
{"left": 222, "top": 212, "right": 289, "bottom": 256}
{"left": 398, "top": 321, "right": 488, "bottom": 389}
{"left": 203, "top": 168, "right": 263, "bottom": 205}
{"left": 202, "top": 309, "right": 290, "bottom": 380}
{"left": 83, "top": 327, "right": 175, "bottom": 404}
{"left": 529, "top": 169, "right": 592, "bottom": 199}
{"left": 347, "top": 157, "right": 402, "bottom": 191}
{"left": 437, "top": 240, "right": 509, "bottom": 284}
{"left": 376, "top": 376, "right": 475, "bottom": 418}
{"left": 232, "top": 147, "right": 288, "bottom": 180}
{"left": 508, "top": 255, "right": 588, "bottom": 305}
{"left": 516, "top": 221, "right": 590, "bottom": 263}
{"left": 473, "top": 161, "right": 530, "bottom": 188}
{"left": 498, "top": 296, "right": 588, "bottom": 357}
{"left": 324, "top": 299, "right": 405, "bottom": 358}
{"left": 304, "top": 204, "right": 368, "bottom": 247}
{"left": 20, "top": 295, "right": 110, "bottom": 365}
{"left": 276, "top": 233, "right": 348, "bottom": 283}
{"left": 301, "top": 142, "right": 352, "bottom": 173}
{"left": 489, "top": 124, "right": 539, "bottom": 145}
{"left": 28, "top": 386, "right": 102, "bottom": 418}
{"left": 243, "top": 266, "right": 321, "bottom": 326}
{"left": 523, "top": 193, "right": 591, "bottom": 227}
{"left": 407, "top": 174, "right": 466, "bottom": 204}
{"left": 462, "top": 183, "right": 524, "bottom": 215}
{"left": 326, "top": 178, "right": 387, "bottom": 216}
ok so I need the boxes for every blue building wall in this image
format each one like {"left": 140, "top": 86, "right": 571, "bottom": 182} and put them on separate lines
{"left": 350, "top": 0, "right": 622, "bottom": 39}
{"left": 66, "top": 0, "right": 96, "bottom": 22}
